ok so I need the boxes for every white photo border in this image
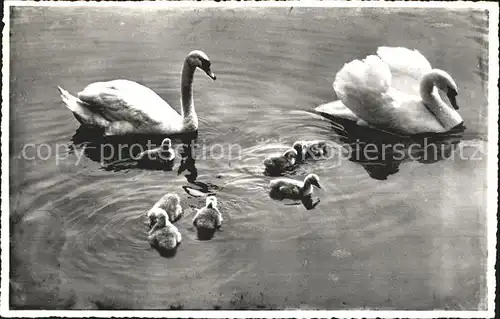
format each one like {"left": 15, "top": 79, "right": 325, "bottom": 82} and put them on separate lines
{"left": 1, "top": 1, "right": 498, "bottom": 318}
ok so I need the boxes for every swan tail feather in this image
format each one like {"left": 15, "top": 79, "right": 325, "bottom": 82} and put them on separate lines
{"left": 333, "top": 55, "right": 395, "bottom": 126}
{"left": 57, "top": 86, "right": 109, "bottom": 127}
{"left": 315, "top": 100, "right": 360, "bottom": 121}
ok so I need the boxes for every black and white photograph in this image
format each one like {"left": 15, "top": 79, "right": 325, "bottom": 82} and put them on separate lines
{"left": 1, "top": 1, "right": 498, "bottom": 317}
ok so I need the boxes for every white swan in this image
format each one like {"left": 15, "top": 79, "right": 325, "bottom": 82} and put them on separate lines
{"left": 58, "top": 50, "right": 216, "bottom": 136}
{"left": 315, "top": 47, "right": 463, "bottom": 135}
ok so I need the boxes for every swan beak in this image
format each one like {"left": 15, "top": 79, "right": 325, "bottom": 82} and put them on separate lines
{"left": 315, "top": 182, "right": 322, "bottom": 189}
{"left": 449, "top": 95, "right": 459, "bottom": 110}
{"left": 447, "top": 87, "right": 459, "bottom": 110}
{"left": 205, "top": 70, "right": 216, "bottom": 81}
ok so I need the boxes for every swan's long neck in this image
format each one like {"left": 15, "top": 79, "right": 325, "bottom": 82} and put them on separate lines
{"left": 420, "top": 70, "right": 462, "bottom": 130}
{"left": 180, "top": 59, "right": 198, "bottom": 128}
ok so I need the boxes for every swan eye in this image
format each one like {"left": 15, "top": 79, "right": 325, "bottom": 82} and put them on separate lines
{"left": 200, "top": 59, "right": 211, "bottom": 69}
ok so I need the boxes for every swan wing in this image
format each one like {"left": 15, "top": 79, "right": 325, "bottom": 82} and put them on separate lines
{"left": 376, "top": 46, "right": 432, "bottom": 95}
{"left": 77, "top": 79, "right": 181, "bottom": 126}
{"left": 333, "top": 55, "right": 402, "bottom": 128}
{"left": 315, "top": 100, "right": 360, "bottom": 122}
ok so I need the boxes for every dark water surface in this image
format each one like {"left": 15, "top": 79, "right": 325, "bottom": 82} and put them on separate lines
{"left": 9, "top": 7, "right": 489, "bottom": 310}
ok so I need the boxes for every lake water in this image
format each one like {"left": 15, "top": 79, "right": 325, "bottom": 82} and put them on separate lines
{"left": 8, "top": 6, "right": 490, "bottom": 310}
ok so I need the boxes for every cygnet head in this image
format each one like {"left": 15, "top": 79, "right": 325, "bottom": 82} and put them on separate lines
{"left": 304, "top": 173, "right": 321, "bottom": 189}
{"left": 187, "top": 50, "right": 216, "bottom": 80}
{"left": 283, "top": 148, "right": 298, "bottom": 161}
{"left": 205, "top": 196, "right": 218, "bottom": 209}
{"left": 161, "top": 138, "right": 172, "bottom": 149}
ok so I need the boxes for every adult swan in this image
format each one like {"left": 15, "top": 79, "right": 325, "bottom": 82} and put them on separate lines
{"left": 58, "top": 50, "right": 216, "bottom": 136}
{"left": 315, "top": 47, "right": 463, "bottom": 135}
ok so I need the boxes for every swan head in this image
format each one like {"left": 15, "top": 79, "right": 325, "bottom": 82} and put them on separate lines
{"left": 187, "top": 50, "right": 216, "bottom": 81}
{"left": 304, "top": 173, "right": 322, "bottom": 189}
{"left": 205, "top": 195, "right": 218, "bottom": 209}
{"left": 161, "top": 138, "right": 172, "bottom": 149}
{"left": 432, "top": 69, "right": 459, "bottom": 110}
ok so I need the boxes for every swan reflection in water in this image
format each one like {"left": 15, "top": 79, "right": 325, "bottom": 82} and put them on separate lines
{"left": 68, "top": 126, "right": 221, "bottom": 194}
{"left": 69, "top": 126, "right": 198, "bottom": 172}
{"left": 317, "top": 115, "right": 465, "bottom": 180}
{"left": 281, "top": 195, "right": 321, "bottom": 211}
{"left": 270, "top": 194, "right": 320, "bottom": 211}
